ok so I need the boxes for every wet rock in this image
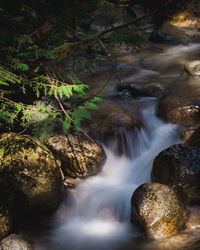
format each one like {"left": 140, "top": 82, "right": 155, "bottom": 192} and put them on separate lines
{"left": 0, "top": 133, "right": 63, "bottom": 213}
{"left": 149, "top": 231, "right": 200, "bottom": 250}
{"left": 157, "top": 97, "right": 200, "bottom": 126}
{"left": 185, "top": 125, "right": 200, "bottom": 145}
{"left": 180, "top": 126, "right": 197, "bottom": 143}
{"left": 0, "top": 207, "right": 11, "bottom": 240}
{"left": 131, "top": 182, "right": 187, "bottom": 240}
{"left": 128, "top": 82, "right": 167, "bottom": 98}
{"left": 0, "top": 234, "right": 32, "bottom": 250}
{"left": 150, "top": 31, "right": 176, "bottom": 44}
{"left": 185, "top": 60, "right": 200, "bottom": 77}
{"left": 186, "top": 206, "right": 200, "bottom": 231}
{"left": 82, "top": 101, "right": 142, "bottom": 155}
{"left": 152, "top": 144, "right": 200, "bottom": 205}
{"left": 46, "top": 130, "right": 106, "bottom": 178}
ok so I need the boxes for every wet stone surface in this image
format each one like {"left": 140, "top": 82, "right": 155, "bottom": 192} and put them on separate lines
{"left": 152, "top": 144, "right": 200, "bottom": 205}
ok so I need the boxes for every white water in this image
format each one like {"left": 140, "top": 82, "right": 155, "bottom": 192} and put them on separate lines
{"left": 35, "top": 100, "right": 180, "bottom": 250}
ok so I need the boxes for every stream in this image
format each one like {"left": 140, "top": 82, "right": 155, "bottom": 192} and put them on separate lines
{"left": 34, "top": 41, "right": 200, "bottom": 250}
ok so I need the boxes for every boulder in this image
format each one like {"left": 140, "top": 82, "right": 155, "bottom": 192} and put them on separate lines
{"left": 185, "top": 60, "right": 200, "bottom": 77}
{"left": 131, "top": 182, "right": 187, "bottom": 240}
{"left": 152, "top": 144, "right": 200, "bottom": 205}
{"left": 157, "top": 97, "right": 200, "bottom": 126}
{"left": 185, "top": 125, "right": 200, "bottom": 145}
{"left": 0, "top": 206, "right": 11, "bottom": 240}
{"left": 82, "top": 101, "right": 142, "bottom": 155}
{"left": 0, "top": 234, "right": 32, "bottom": 250}
{"left": 46, "top": 130, "right": 106, "bottom": 178}
{"left": 0, "top": 133, "right": 63, "bottom": 213}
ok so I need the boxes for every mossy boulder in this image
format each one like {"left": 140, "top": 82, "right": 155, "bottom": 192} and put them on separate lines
{"left": 0, "top": 133, "right": 63, "bottom": 213}
{"left": 152, "top": 144, "right": 200, "bottom": 205}
{"left": 0, "top": 206, "right": 11, "bottom": 240}
{"left": 131, "top": 182, "right": 187, "bottom": 240}
{"left": 0, "top": 234, "right": 32, "bottom": 250}
{"left": 46, "top": 130, "right": 106, "bottom": 179}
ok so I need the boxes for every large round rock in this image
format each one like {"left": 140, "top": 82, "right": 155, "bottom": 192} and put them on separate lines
{"left": 0, "top": 234, "right": 32, "bottom": 250}
{"left": 46, "top": 130, "right": 106, "bottom": 178}
{"left": 0, "top": 133, "right": 63, "bottom": 212}
{"left": 152, "top": 144, "right": 200, "bottom": 205}
{"left": 131, "top": 182, "right": 187, "bottom": 240}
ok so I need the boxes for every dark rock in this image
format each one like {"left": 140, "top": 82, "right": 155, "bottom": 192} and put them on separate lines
{"left": 46, "top": 130, "right": 106, "bottom": 178}
{"left": 0, "top": 234, "right": 32, "bottom": 250}
{"left": 0, "top": 206, "right": 11, "bottom": 240}
{"left": 117, "top": 82, "right": 168, "bottom": 99}
{"left": 185, "top": 125, "right": 200, "bottom": 145}
{"left": 150, "top": 31, "right": 177, "bottom": 44}
{"left": 152, "top": 144, "right": 200, "bottom": 205}
{"left": 131, "top": 182, "right": 187, "bottom": 240}
{"left": 0, "top": 133, "right": 63, "bottom": 213}
{"left": 180, "top": 126, "right": 197, "bottom": 143}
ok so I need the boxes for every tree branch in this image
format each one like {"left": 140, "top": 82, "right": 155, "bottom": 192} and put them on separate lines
{"left": 52, "top": 0, "right": 171, "bottom": 60}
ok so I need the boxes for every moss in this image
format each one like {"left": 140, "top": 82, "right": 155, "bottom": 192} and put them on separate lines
{"left": 52, "top": 42, "right": 80, "bottom": 61}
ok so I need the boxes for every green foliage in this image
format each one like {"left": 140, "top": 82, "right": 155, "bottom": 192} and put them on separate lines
{"left": 0, "top": 2, "right": 103, "bottom": 140}
{"left": 0, "top": 0, "right": 144, "bottom": 140}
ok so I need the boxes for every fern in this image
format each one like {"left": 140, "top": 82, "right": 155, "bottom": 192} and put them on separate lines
{"left": 0, "top": 66, "right": 22, "bottom": 84}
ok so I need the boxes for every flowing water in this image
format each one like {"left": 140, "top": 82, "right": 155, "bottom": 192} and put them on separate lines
{"left": 34, "top": 100, "right": 179, "bottom": 250}
{"left": 34, "top": 42, "right": 200, "bottom": 249}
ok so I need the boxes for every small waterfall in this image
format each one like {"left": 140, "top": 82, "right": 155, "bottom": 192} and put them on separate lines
{"left": 34, "top": 99, "right": 180, "bottom": 250}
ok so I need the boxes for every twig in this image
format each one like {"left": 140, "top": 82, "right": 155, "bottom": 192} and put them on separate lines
{"left": 52, "top": 0, "right": 172, "bottom": 59}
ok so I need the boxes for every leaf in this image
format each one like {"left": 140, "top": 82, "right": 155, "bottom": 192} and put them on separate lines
{"left": 93, "top": 96, "right": 103, "bottom": 102}
{"left": 17, "top": 63, "right": 29, "bottom": 71}
{"left": 0, "top": 81, "right": 9, "bottom": 86}
{"left": 31, "top": 11, "right": 37, "bottom": 19}
{"left": 63, "top": 117, "right": 71, "bottom": 134}
{"left": 84, "top": 102, "right": 98, "bottom": 110}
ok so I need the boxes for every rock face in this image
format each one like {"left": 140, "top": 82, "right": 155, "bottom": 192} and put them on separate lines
{"left": 152, "top": 144, "right": 200, "bottom": 205}
{"left": 185, "top": 60, "right": 200, "bottom": 76}
{"left": 131, "top": 182, "right": 187, "bottom": 240}
{"left": 0, "top": 234, "right": 32, "bottom": 250}
{"left": 157, "top": 97, "right": 200, "bottom": 126}
{"left": 0, "top": 133, "right": 63, "bottom": 213}
{"left": 0, "top": 206, "right": 11, "bottom": 240}
{"left": 46, "top": 130, "right": 106, "bottom": 178}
